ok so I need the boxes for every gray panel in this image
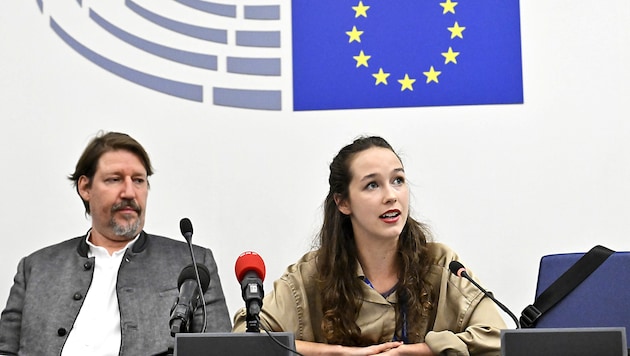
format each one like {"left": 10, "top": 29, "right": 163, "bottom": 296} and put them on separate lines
{"left": 213, "top": 87, "right": 281, "bottom": 110}
{"left": 227, "top": 57, "right": 280, "bottom": 76}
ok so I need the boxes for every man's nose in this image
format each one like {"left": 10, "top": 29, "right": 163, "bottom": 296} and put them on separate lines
{"left": 120, "top": 177, "right": 135, "bottom": 198}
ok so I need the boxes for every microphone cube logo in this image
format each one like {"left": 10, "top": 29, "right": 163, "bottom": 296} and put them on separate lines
{"left": 35, "top": 0, "right": 522, "bottom": 111}
{"left": 248, "top": 284, "right": 260, "bottom": 294}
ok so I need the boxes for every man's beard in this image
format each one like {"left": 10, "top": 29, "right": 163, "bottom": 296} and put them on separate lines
{"left": 110, "top": 200, "right": 142, "bottom": 239}
{"left": 111, "top": 217, "right": 141, "bottom": 239}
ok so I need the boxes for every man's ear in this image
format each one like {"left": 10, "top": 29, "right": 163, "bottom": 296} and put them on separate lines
{"left": 78, "top": 176, "right": 91, "bottom": 202}
{"left": 334, "top": 193, "right": 351, "bottom": 215}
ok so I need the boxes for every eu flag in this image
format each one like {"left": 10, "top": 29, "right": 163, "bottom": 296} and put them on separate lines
{"left": 292, "top": 0, "right": 523, "bottom": 111}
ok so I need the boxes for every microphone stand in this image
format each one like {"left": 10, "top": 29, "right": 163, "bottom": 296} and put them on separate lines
{"left": 185, "top": 241, "right": 207, "bottom": 333}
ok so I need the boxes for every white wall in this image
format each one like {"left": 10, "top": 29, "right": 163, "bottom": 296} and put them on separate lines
{"left": 1, "top": 0, "right": 629, "bottom": 328}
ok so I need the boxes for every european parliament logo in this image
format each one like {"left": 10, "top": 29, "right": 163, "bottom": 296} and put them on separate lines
{"left": 36, "top": 0, "right": 522, "bottom": 111}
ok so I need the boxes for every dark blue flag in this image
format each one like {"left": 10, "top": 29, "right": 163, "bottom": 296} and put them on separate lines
{"left": 291, "top": 0, "right": 523, "bottom": 111}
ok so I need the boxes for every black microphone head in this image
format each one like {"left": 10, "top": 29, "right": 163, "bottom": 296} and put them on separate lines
{"left": 449, "top": 261, "right": 466, "bottom": 277}
{"left": 177, "top": 263, "right": 211, "bottom": 292}
{"left": 180, "top": 218, "right": 193, "bottom": 242}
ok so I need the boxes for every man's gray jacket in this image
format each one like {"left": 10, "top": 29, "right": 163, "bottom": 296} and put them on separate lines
{"left": 0, "top": 231, "right": 232, "bottom": 355}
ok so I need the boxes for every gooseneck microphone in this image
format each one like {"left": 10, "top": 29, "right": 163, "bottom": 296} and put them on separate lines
{"left": 448, "top": 261, "right": 520, "bottom": 328}
{"left": 235, "top": 251, "right": 266, "bottom": 332}
{"left": 171, "top": 218, "right": 208, "bottom": 334}
{"left": 180, "top": 217, "right": 194, "bottom": 243}
{"left": 169, "top": 263, "right": 211, "bottom": 335}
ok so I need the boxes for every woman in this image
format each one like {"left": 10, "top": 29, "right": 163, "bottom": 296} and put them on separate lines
{"left": 233, "top": 136, "right": 505, "bottom": 355}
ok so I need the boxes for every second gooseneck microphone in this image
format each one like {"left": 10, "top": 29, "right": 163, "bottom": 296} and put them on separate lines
{"left": 448, "top": 260, "right": 520, "bottom": 328}
{"left": 180, "top": 217, "right": 194, "bottom": 243}
{"left": 175, "top": 218, "right": 208, "bottom": 334}
{"left": 169, "top": 263, "right": 211, "bottom": 336}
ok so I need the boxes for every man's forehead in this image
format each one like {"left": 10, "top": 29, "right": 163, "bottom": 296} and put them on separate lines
{"left": 96, "top": 150, "right": 147, "bottom": 175}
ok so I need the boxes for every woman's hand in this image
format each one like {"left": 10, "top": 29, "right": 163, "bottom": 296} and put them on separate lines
{"left": 375, "top": 342, "right": 435, "bottom": 355}
{"left": 296, "top": 340, "right": 436, "bottom": 356}
{"left": 350, "top": 341, "right": 404, "bottom": 355}
{"left": 297, "top": 340, "right": 402, "bottom": 356}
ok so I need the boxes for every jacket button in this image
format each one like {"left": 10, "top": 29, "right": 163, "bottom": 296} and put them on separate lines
{"left": 83, "top": 261, "right": 93, "bottom": 270}
{"left": 73, "top": 292, "right": 83, "bottom": 300}
{"left": 57, "top": 328, "right": 67, "bottom": 336}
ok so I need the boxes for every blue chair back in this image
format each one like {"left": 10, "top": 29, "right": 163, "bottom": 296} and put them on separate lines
{"left": 535, "top": 250, "right": 630, "bottom": 339}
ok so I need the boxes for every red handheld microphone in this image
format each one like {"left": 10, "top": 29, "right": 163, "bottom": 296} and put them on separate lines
{"left": 235, "top": 251, "right": 266, "bottom": 332}
{"left": 235, "top": 251, "right": 266, "bottom": 282}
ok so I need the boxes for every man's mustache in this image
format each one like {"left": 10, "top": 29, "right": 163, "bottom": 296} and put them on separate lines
{"left": 112, "top": 200, "right": 141, "bottom": 214}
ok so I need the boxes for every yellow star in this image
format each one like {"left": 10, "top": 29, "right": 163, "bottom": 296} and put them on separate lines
{"left": 346, "top": 26, "right": 364, "bottom": 43}
{"left": 398, "top": 74, "right": 416, "bottom": 91}
{"left": 448, "top": 22, "right": 466, "bottom": 39}
{"left": 372, "top": 68, "right": 390, "bottom": 85}
{"left": 442, "top": 47, "right": 460, "bottom": 64}
{"left": 353, "top": 50, "right": 371, "bottom": 67}
{"left": 352, "top": 1, "right": 370, "bottom": 18}
{"left": 423, "top": 66, "right": 441, "bottom": 84}
{"left": 440, "top": 0, "right": 458, "bottom": 14}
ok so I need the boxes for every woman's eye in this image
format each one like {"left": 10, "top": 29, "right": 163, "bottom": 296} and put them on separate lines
{"left": 393, "top": 177, "right": 405, "bottom": 185}
{"left": 366, "top": 182, "right": 378, "bottom": 190}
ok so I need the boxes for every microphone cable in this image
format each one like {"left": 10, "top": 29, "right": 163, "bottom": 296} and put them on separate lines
{"left": 255, "top": 314, "right": 304, "bottom": 356}
{"left": 449, "top": 260, "right": 520, "bottom": 328}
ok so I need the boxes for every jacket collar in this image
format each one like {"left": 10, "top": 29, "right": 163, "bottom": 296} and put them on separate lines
{"left": 77, "top": 230, "right": 149, "bottom": 257}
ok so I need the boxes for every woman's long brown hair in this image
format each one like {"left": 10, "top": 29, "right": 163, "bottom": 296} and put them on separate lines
{"left": 315, "top": 136, "right": 433, "bottom": 345}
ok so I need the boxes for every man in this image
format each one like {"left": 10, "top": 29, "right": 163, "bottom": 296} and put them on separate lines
{"left": 0, "top": 132, "right": 232, "bottom": 355}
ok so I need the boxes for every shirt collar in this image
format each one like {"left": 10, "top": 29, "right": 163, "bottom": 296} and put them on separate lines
{"left": 84, "top": 230, "right": 139, "bottom": 257}
{"left": 355, "top": 260, "right": 399, "bottom": 304}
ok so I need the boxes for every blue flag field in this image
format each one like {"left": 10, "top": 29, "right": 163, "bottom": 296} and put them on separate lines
{"left": 291, "top": 0, "right": 523, "bottom": 111}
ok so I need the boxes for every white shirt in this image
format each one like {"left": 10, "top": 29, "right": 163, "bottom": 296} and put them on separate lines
{"left": 61, "top": 234, "right": 138, "bottom": 356}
